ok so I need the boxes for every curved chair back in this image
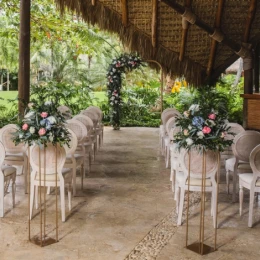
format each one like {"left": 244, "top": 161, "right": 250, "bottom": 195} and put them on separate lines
{"left": 179, "top": 149, "right": 219, "bottom": 180}
{"left": 0, "top": 124, "right": 25, "bottom": 154}
{"left": 232, "top": 130, "right": 260, "bottom": 163}
{"left": 86, "top": 106, "right": 103, "bottom": 121}
{"left": 250, "top": 144, "right": 260, "bottom": 181}
{"left": 30, "top": 144, "right": 66, "bottom": 175}
{"left": 161, "top": 108, "right": 178, "bottom": 120}
{"left": 57, "top": 105, "right": 72, "bottom": 119}
{"left": 162, "top": 110, "right": 180, "bottom": 126}
{"left": 64, "top": 129, "right": 78, "bottom": 156}
{"left": 0, "top": 142, "right": 5, "bottom": 165}
{"left": 66, "top": 119, "right": 87, "bottom": 144}
{"left": 225, "top": 123, "right": 245, "bottom": 141}
{"left": 73, "top": 115, "right": 93, "bottom": 132}
{"left": 80, "top": 110, "right": 98, "bottom": 128}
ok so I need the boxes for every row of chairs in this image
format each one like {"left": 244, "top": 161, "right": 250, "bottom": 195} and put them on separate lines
{"left": 160, "top": 107, "right": 260, "bottom": 228}
{"left": 0, "top": 105, "right": 104, "bottom": 222}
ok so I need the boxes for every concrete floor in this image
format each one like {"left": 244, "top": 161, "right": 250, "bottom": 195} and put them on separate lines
{"left": 0, "top": 127, "right": 260, "bottom": 260}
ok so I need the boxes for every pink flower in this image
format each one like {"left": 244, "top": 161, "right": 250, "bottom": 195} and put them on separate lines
{"left": 38, "top": 128, "right": 46, "bottom": 136}
{"left": 22, "top": 124, "right": 29, "bottom": 131}
{"left": 202, "top": 126, "right": 211, "bottom": 134}
{"left": 208, "top": 113, "right": 216, "bottom": 120}
{"left": 183, "top": 129, "right": 189, "bottom": 136}
{"left": 41, "top": 112, "right": 48, "bottom": 118}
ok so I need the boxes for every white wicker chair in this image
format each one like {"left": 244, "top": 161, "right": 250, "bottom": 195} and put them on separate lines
{"left": 0, "top": 142, "right": 16, "bottom": 217}
{"left": 86, "top": 106, "right": 104, "bottom": 147}
{"left": 0, "top": 124, "right": 28, "bottom": 193}
{"left": 29, "top": 144, "right": 72, "bottom": 222}
{"left": 57, "top": 105, "right": 72, "bottom": 120}
{"left": 239, "top": 144, "right": 260, "bottom": 227}
{"left": 73, "top": 115, "right": 94, "bottom": 171}
{"left": 176, "top": 149, "right": 219, "bottom": 227}
{"left": 64, "top": 129, "right": 85, "bottom": 195}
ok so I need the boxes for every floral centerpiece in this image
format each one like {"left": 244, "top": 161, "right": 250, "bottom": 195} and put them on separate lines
{"left": 173, "top": 103, "right": 233, "bottom": 152}
{"left": 13, "top": 100, "right": 70, "bottom": 147}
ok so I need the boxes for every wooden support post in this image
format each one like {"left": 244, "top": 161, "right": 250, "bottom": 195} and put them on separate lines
{"left": 179, "top": 0, "right": 192, "bottom": 61}
{"left": 121, "top": 0, "right": 128, "bottom": 27}
{"left": 254, "top": 44, "right": 260, "bottom": 93}
{"left": 18, "top": 0, "right": 31, "bottom": 115}
{"left": 151, "top": 0, "right": 158, "bottom": 49}
{"left": 243, "top": 0, "right": 257, "bottom": 95}
{"left": 207, "top": 0, "right": 225, "bottom": 77}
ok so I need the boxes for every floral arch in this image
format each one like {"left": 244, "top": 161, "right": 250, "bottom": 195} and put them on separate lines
{"left": 107, "top": 53, "right": 143, "bottom": 130}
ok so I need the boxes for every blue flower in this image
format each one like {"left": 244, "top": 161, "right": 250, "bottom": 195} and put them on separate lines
{"left": 192, "top": 116, "right": 204, "bottom": 129}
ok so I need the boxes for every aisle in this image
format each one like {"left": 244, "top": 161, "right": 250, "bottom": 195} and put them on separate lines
{"left": 0, "top": 127, "right": 174, "bottom": 260}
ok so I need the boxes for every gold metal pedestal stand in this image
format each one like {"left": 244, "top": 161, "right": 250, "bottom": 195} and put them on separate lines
{"left": 185, "top": 151, "right": 220, "bottom": 255}
{"left": 28, "top": 146, "right": 59, "bottom": 247}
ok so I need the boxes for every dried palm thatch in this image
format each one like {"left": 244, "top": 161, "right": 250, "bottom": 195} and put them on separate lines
{"left": 55, "top": 0, "right": 260, "bottom": 86}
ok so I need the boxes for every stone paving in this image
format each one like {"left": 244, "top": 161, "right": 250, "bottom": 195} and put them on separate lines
{"left": 0, "top": 127, "right": 260, "bottom": 260}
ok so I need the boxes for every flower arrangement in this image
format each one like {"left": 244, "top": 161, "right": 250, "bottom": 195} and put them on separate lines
{"left": 173, "top": 103, "right": 233, "bottom": 152}
{"left": 107, "top": 53, "right": 143, "bottom": 129}
{"left": 13, "top": 100, "right": 71, "bottom": 147}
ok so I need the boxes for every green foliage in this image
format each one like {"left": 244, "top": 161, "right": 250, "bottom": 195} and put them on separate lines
{"left": 13, "top": 100, "right": 70, "bottom": 147}
{"left": 31, "top": 81, "right": 94, "bottom": 115}
{"left": 0, "top": 97, "right": 18, "bottom": 128}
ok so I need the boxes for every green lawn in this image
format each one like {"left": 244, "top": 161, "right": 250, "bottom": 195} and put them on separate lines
{"left": 0, "top": 91, "right": 107, "bottom": 109}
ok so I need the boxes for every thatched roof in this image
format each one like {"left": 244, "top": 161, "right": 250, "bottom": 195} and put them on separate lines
{"left": 55, "top": 0, "right": 260, "bottom": 86}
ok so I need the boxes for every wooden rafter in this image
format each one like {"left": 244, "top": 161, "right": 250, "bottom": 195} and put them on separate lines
{"left": 91, "top": 0, "right": 96, "bottom": 6}
{"left": 206, "top": 0, "right": 225, "bottom": 77}
{"left": 179, "top": 0, "right": 192, "bottom": 61}
{"left": 121, "top": 0, "right": 128, "bottom": 27}
{"left": 151, "top": 0, "right": 158, "bottom": 49}
{"left": 161, "top": 0, "right": 242, "bottom": 54}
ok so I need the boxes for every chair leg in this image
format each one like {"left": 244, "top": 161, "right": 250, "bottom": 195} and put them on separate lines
{"left": 81, "top": 164, "right": 84, "bottom": 190}
{"left": 226, "top": 170, "right": 229, "bottom": 194}
{"left": 248, "top": 190, "right": 255, "bottom": 227}
{"left": 239, "top": 185, "right": 243, "bottom": 216}
{"left": 176, "top": 186, "right": 180, "bottom": 214}
{"left": 68, "top": 184, "right": 72, "bottom": 211}
{"left": 24, "top": 160, "right": 28, "bottom": 194}
{"left": 0, "top": 175, "right": 4, "bottom": 217}
{"left": 72, "top": 167, "right": 76, "bottom": 196}
{"left": 232, "top": 169, "right": 238, "bottom": 203}
{"left": 60, "top": 183, "right": 66, "bottom": 222}
{"left": 166, "top": 146, "right": 170, "bottom": 168}
{"left": 12, "top": 177, "right": 16, "bottom": 208}
{"left": 177, "top": 188, "right": 185, "bottom": 226}
{"left": 47, "top": 186, "right": 51, "bottom": 194}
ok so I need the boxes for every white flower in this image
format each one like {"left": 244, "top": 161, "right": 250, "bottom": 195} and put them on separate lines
{"left": 49, "top": 135, "right": 54, "bottom": 142}
{"left": 197, "top": 131, "right": 204, "bottom": 139}
{"left": 19, "top": 133, "right": 24, "bottom": 139}
{"left": 61, "top": 133, "right": 64, "bottom": 138}
{"left": 29, "top": 127, "right": 35, "bottom": 134}
{"left": 186, "top": 138, "right": 193, "bottom": 146}
{"left": 110, "top": 96, "right": 115, "bottom": 100}
{"left": 183, "top": 111, "right": 190, "bottom": 117}
{"left": 189, "top": 104, "right": 200, "bottom": 112}
{"left": 24, "top": 111, "right": 35, "bottom": 118}
{"left": 47, "top": 116, "right": 56, "bottom": 124}
{"left": 207, "top": 119, "right": 216, "bottom": 126}
{"left": 44, "top": 100, "right": 52, "bottom": 105}
{"left": 188, "top": 125, "right": 192, "bottom": 130}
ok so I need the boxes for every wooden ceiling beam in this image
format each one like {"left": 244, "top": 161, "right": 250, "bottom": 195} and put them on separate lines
{"left": 162, "top": 0, "right": 247, "bottom": 55}
{"left": 179, "top": 0, "right": 192, "bottom": 61}
{"left": 206, "top": 0, "right": 225, "bottom": 77}
{"left": 121, "top": 0, "right": 128, "bottom": 27}
{"left": 91, "top": 0, "right": 96, "bottom": 6}
{"left": 151, "top": 0, "right": 158, "bottom": 49}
